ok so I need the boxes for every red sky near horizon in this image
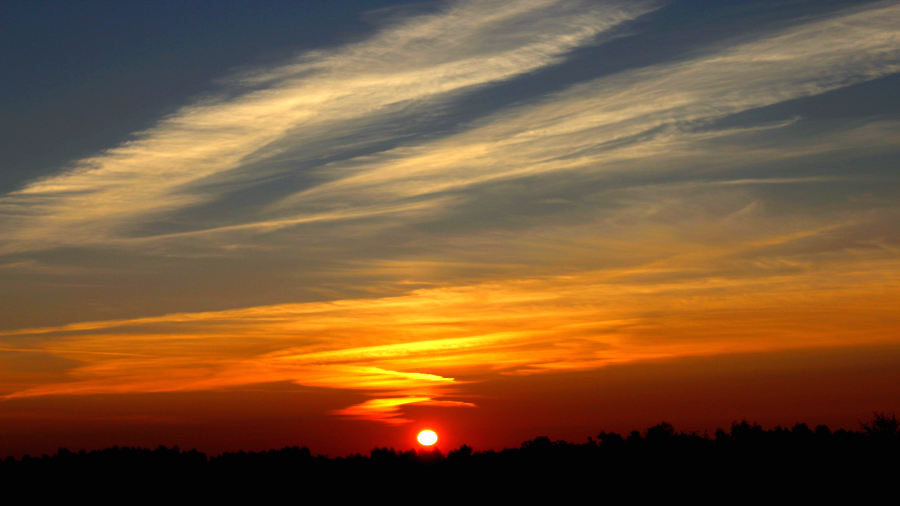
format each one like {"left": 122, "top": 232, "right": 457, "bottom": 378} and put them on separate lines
{"left": 1, "top": 0, "right": 899, "bottom": 458}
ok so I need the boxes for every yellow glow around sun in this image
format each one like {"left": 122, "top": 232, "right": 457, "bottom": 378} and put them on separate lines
{"left": 417, "top": 430, "right": 438, "bottom": 446}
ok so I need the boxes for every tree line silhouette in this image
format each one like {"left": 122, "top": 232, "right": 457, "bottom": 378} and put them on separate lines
{"left": 2, "top": 413, "right": 897, "bottom": 499}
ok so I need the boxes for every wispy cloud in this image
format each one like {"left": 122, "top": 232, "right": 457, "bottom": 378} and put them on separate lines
{"left": 0, "top": 0, "right": 652, "bottom": 255}
{"left": 3, "top": 256, "right": 898, "bottom": 417}
{"left": 272, "top": 1, "right": 900, "bottom": 214}
{"left": 331, "top": 396, "right": 477, "bottom": 425}
{"left": 4, "top": 0, "right": 891, "bottom": 260}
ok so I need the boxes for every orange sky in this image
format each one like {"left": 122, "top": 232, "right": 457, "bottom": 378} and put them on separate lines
{"left": 2, "top": 262, "right": 898, "bottom": 456}
{"left": 2, "top": 344, "right": 899, "bottom": 458}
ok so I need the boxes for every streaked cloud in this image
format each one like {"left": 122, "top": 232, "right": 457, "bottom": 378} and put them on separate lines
{"left": 0, "top": 0, "right": 652, "bottom": 255}
{"left": 2, "top": 254, "right": 897, "bottom": 419}
{"left": 274, "top": 1, "right": 900, "bottom": 214}
{"left": 332, "top": 397, "right": 476, "bottom": 425}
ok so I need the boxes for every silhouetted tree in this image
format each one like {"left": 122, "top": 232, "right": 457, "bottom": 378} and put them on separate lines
{"left": 597, "top": 431, "right": 624, "bottom": 447}
{"left": 861, "top": 412, "right": 899, "bottom": 439}
{"left": 645, "top": 422, "right": 675, "bottom": 443}
{"left": 448, "top": 444, "right": 473, "bottom": 460}
{"left": 3, "top": 415, "right": 900, "bottom": 500}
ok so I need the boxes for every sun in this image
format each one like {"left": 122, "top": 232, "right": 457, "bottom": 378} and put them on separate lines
{"left": 417, "top": 430, "right": 438, "bottom": 446}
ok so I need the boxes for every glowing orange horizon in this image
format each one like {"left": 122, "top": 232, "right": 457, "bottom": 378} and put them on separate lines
{"left": 1, "top": 267, "right": 898, "bottom": 425}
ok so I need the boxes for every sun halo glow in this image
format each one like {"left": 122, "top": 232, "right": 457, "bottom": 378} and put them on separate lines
{"left": 417, "top": 430, "right": 438, "bottom": 446}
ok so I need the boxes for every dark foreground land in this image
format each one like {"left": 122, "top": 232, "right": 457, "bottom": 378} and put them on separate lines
{"left": 2, "top": 413, "right": 898, "bottom": 500}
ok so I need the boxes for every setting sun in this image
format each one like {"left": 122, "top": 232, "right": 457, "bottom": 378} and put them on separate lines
{"left": 417, "top": 430, "right": 438, "bottom": 446}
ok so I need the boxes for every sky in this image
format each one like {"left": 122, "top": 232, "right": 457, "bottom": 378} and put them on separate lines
{"left": 1, "top": 0, "right": 899, "bottom": 457}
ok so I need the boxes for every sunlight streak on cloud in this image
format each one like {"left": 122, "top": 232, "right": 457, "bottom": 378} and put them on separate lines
{"left": 331, "top": 396, "right": 477, "bottom": 425}
{"left": 3, "top": 251, "right": 898, "bottom": 414}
